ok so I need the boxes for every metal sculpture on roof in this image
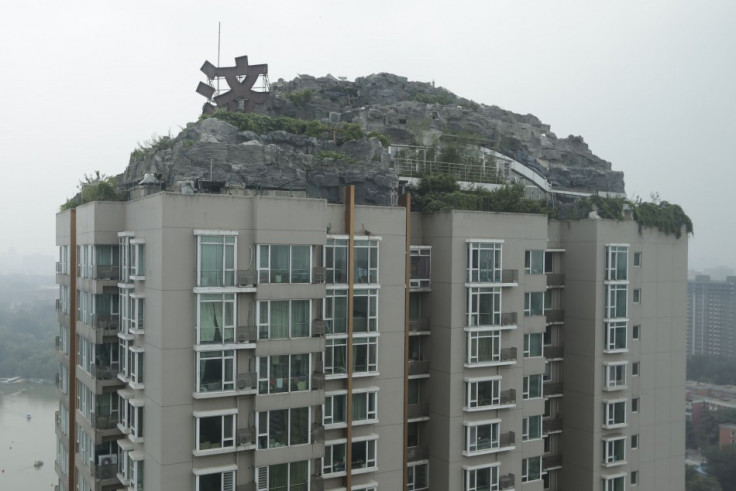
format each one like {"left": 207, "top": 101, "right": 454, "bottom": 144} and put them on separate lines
{"left": 196, "top": 55, "right": 269, "bottom": 114}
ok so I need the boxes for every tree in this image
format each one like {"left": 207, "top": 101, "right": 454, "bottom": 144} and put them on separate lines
{"left": 704, "top": 445, "right": 736, "bottom": 491}
{"left": 687, "top": 465, "right": 723, "bottom": 491}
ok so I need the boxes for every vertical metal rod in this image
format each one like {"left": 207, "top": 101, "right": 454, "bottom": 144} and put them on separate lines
{"left": 345, "top": 185, "right": 355, "bottom": 490}
{"left": 217, "top": 21, "right": 221, "bottom": 95}
{"left": 401, "top": 192, "right": 412, "bottom": 491}
{"left": 68, "top": 209, "right": 77, "bottom": 491}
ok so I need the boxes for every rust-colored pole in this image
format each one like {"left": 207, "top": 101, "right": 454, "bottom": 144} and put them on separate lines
{"left": 344, "top": 186, "right": 356, "bottom": 490}
{"left": 400, "top": 193, "right": 412, "bottom": 491}
{"left": 68, "top": 208, "right": 77, "bottom": 491}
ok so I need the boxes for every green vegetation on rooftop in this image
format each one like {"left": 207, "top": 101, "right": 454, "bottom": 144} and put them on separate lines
{"left": 60, "top": 172, "right": 124, "bottom": 211}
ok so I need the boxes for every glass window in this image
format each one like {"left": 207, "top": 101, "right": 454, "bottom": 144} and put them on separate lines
{"left": 466, "top": 379, "right": 501, "bottom": 409}
{"left": 524, "top": 292, "right": 544, "bottom": 316}
{"left": 257, "top": 461, "right": 308, "bottom": 491}
{"left": 605, "top": 322, "right": 627, "bottom": 351}
{"left": 198, "top": 294, "right": 236, "bottom": 344}
{"left": 467, "top": 330, "right": 501, "bottom": 364}
{"left": 632, "top": 324, "right": 640, "bottom": 340}
{"left": 633, "top": 252, "right": 641, "bottom": 267}
{"left": 257, "top": 354, "right": 311, "bottom": 394}
{"left": 410, "top": 247, "right": 431, "bottom": 289}
{"left": 523, "top": 375, "right": 542, "bottom": 399}
{"left": 524, "top": 333, "right": 543, "bottom": 357}
{"left": 604, "top": 400, "right": 627, "bottom": 427}
{"left": 258, "top": 300, "right": 311, "bottom": 339}
{"left": 522, "top": 456, "right": 542, "bottom": 482}
{"left": 351, "top": 438, "right": 377, "bottom": 470}
{"left": 605, "top": 363, "right": 627, "bottom": 390}
{"left": 633, "top": 362, "right": 640, "bottom": 376}
{"left": 256, "top": 407, "right": 310, "bottom": 449}
{"left": 465, "top": 421, "right": 500, "bottom": 453}
{"left": 196, "top": 413, "right": 235, "bottom": 451}
{"left": 353, "top": 289, "right": 378, "bottom": 332}
{"left": 467, "top": 287, "right": 501, "bottom": 326}
{"left": 632, "top": 398, "right": 639, "bottom": 412}
{"left": 603, "top": 437, "right": 626, "bottom": 465}
{"left": 258, "top": 244, "right": 312, "bottom": 284}
{"left": 407, "top": 462, "right": 429, "bottom": 491}
{"left": 464, "top": 465, "right": 498, "bottom": 491}
{"left": 354, "top": 239, "right": 379, "bottom": 284}
{"left": 467, "top": 242, "right": 502, "bottom": 283}
{"left": 325, "top": 238, "right": 348, "bottom": 284}
{"left": 605, "top": 284, "right": 628, "bottom": 319}
{"left": 633, "top": 289, "right": 641, "bottom": 303}
{"left": 353, "top": 336, "right": 378, "bottom": 374}
{"left": 324, "top": 393, "right": 347, "bottom": 426}
{"left": 606, "top": 245, "right": 628, "bottom": 281}
{"left": 323, "top": 443, "right": 347, "bottom": 474}
{"left": 353, "top": 391, "right": 378, "bottom": 422}
{"left": 325, "top": 337, "right": 347, "bottom": 376}
{"left": 197, "top": 470, "right": 235, "bottom": 491}
{"left": 198, "top": 235, "right": 236, "bottom": 287}
{"left": 523, "top": 415, "right": 542, "bottom": 441}
{"left": 324, "top": 289, "right": 348, "bottom": 334}
{"left": 197, "top": 350, "right": 235, "bottom": 393}
{"left": 525, "top": 250, "right": 544, "bottom": 274}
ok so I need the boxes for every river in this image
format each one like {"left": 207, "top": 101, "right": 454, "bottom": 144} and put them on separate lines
{"left": 0, "top": 382, "right": 58, "bottom": 490}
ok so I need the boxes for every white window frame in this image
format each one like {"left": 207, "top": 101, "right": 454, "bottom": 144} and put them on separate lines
{"left": 194, "top": 410, "right": 236, "bottom": 454}
{"left": 408, "top": 461, "right": 429, "bottom": 491}
{"left": 257, "top": 299, "right": 312, "bottom": 339}
{"left": 353, "top": 335, "right": 378, "bottom": 375}
{"left": 604, "top": 321, "right": 628, "bottom": 352}
{"left": 324, "top": 237, "right": 349, "bottom": 285}
{"left": 603, "top": 436, "right": 627, "bottom": 466}
{"left": 322, "top": 440, "right": 347, "bottom": 475}
{"left": 603, "top": 399, "right": 627, "bottom": 428}
{"left": 256, "top": 461, "right": 309, "bottom": 491}
{"left": 129, "top": 348, "right": 144, "bottom": 388}
{"left": 354, "top": 238, "right": 380, "bottom": 285}
{"left": 524, "top": 291, "right": 545, "bottom": 316}
{"left": 324, "top": 289, "right": 348, "bottom": 334}
{"left": 605, "top": 284, "right": 628, "bottom": 320}
{"left": 465, "top": 377, "right": 502, "bottom": 410}
{"left": 467, "top": 241, "right": 503, "bottom": 283}
{"left": 197, "top": 293, "right": 236, "bottom": 345}
{"left": 410, "top": 246, "right": 431, "bottom": 289}
{"left": 606, "top": 245, "right": 629, "bottom": 281}
{"left": 353, "top": 388, "right": 379, "bottom": 424}
{"left": 196, "top": 469, "right": 235, "bottom": 491}
{"left": 196, "top": 350, "right": 236, "bottom": 394}
{"left": 353, "top": 288, "right": 379, "bottom": 332}
{"left": 467, "top": 287, "right": 501, "bottom": 327}
{"left": 325, "top": 336, "right": 348, "bottom": 377}
{"left": 464, "top": 463, "right": 499, "bottom": 491}
{"left": 604, "top": 362, "right": 627, "bottom": 390}
{"left": 521, "top": 456, "right": 542, "bottom": 482}
{"left": 633, "top": 252, "right": 642, "bottom": 267}
{"left": 604, "top": 473, "right": 627, "bottom": 491}
{"left": 467, "top": 329, "right": 501, "bottom": 365}
{"left": 524, "top": 333, "right": 543, "bottom": 358}
{"left": 522, "top": 415, "right": 542, "bottom": 441}
{"left": 633, "top": 288, "right": 641, "bottom": 303}
{"left": 351, "top": 435, "right": 378, "bottom": 472}
{"left": 525, "top": 249, "right": 545, "bottom": 274}
{"left": 256, "top": 407, "right": 311, "bottom": 449}
{"left": 257, "top": 244, "right": 313, "bottom": 284}
{"left": 523, "top": 374, "right": 543, "bottom": 399}
{"left": 257, "top": 353, "right": 311, "bottom": 395}
{"left": 464, "top": 420, "right": 501, "bottom": 454}
{"left": 324, "top": 391, "right": 348, "bottom": 426}
{"left": 196, "top": 232, "right": 237, "bottom": 287}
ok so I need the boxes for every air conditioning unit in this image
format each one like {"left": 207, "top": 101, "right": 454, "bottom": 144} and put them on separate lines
{"left": 98, "top": 454, "right": 117, "bottom": 466}
{"left": 237, "top": 378, "right": 248, "bottom": 390}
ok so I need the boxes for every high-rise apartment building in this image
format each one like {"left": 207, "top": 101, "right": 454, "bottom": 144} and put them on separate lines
{"left": 54, "top": 187, "right": 687, "bottom": 491}
{"left": 687, "top": 275, "right": 736, "bottom": 357}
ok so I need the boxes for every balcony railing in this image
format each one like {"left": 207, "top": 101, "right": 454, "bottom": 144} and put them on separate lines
{"left": 311, "top": 371, "right": 325, "bottom": 390}
{"left": 237, "top": 484, "right": 256, "bottom": 491}
{"left": 466, "top": 269, "right": 519, "bottom": 284}
{"left": 545, "top": 345, "right": 564, "bottom": 359}
{"left": 407, "top": 445, "right": 429, "bottom": 461}
{"left": 311, "top": 475, "right": 324, "bottom": 491}
{"left": 91, "top": 413, "right": 118, "bottom": 430}
{"left": 92, "top": 314, "right": 119, "bottom": 331}
{"left": 92, "top": 462, "right": 117, "bottom": 480}
{"left": 543, "top": 454, "right": 562, "bottom": 470}
{"left": 236, "top": 269, "right": 258, "bottom": 287}
{"left": 237, "top": 372, "right": 257, "bottom": 391}
{"left": 543, "top": 418, "right": 563, "bottom": 434}
{"left": 544, "top": 382, "right": 563, "bottom": 397}
{"left": 499, "top": 473, "right": 515, "bottom": 490}
{"left": 409, "top": 317, "right": 431, "bottom": 332}
{"left": 546, "top": 273, "right": 565, "bottom": 287}
{"left": 237, "top": 427, "right": 256, "bottom": 447}
{"left": 311, "top": 424, "right": 325, "bottom": 443}
{"left": 91, "top": 362, "right": 119, "bottom": 380}
{"left": 500, "top": 347, "right": 517, "bottom": 363}
{"left": 312, "top": 320, "right": 326, "bottom": 337}
{"left": 408, "top": 359, "right": 430, "bottom": 376}
{"left": 545, "top": 310, "right": 565, "bottom": 324}
{"left": 312, "top": 267, "right": 326, "bottom": 284}
{"left": 500, "top": 388, "right": 517, "bottom": 406}
{"left": 93, "top": 265, "right": 120, "bottom": 281}
{"left": 236, "top": 325, "right": 257, "bottom": 343}
{"left": 500, "top": 312, "right": 517, "bottom": 326}
{"left": 499, "top": 430, "right": 515, "bottom": 447}
{"left": 408, "top": 402, "right": 430, "bottom": 419}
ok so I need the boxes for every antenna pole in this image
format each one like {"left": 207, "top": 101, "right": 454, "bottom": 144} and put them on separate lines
{"left": 217, "top": 22, "right": 221, "bottom": 95}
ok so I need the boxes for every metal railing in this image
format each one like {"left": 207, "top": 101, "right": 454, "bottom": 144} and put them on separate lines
{"left": 237, "top": 427, "right": 256, "bottom": 447}
{"left": 408, "top": 402, "right": 430, "bottom": 419}
{"left": 236, "top": 269, "right": 258, "bottom": 287}
{"left": 546, "top": 273, "right": 565, "bottom": 287}
{"left": 91, "top": 413, "right": 118, "bottom": 430}
{"left": 407, "top": 445, "right": 429, "bottom": 461}
{"left": 91, "top": 362, "right": 119, "bottom": 380}
{"left": 236, "top": 325, "right": 257, "bottom": 343}
{"left": 500, "top": 347, "right": 517, "bottom": 362}
{"left": 499, "top": 473, "right": 515, "bottom": 489}
{"left": 237, "top": 372, "right": 257, "bottom": 391}
{"left": 500, "top": 312, "right": 517, "bottom": 326}
{"left": 408, "top": 359, "right": 430, "bottom": 375}
{"left": 543, "top": 418, "right": 563, "bottom": 434}
{"left": 92, "top": 314, "right": 119, "bottom": 331}
{"left": 311, "top": 371, "right": 325, "bottom": 390}
{"left": 466, "top": 269, "right": 519, "bottom": 284}
{"left": 545, "top": 310, "right": 565, "bottom": 324}
{"left": 544, "top": 382, "right": 563, "bottom": 396}
{"left": 93, "top": 265, "right": 120, "bottom": 281}
{"left": 545, "top": 345, "right": 564, "bottom": 359}
{"left": 92, "top": 462, "right": 117, "bottom": 480}
{"left": 409, "top": 317, "right": 431, "bottom": 332}
{"left": 543, "top": 454, "right": 562, "bottom": 469}
{"left": 395, "top": 158, "right": 508, "bottom": 184}
{"left": 500, "top": 388, "right": 517, "bottom": 406}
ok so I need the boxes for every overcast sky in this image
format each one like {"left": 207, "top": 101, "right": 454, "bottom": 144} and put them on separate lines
{"left": 0, "top": 1, "right": 733, "bottom": 271}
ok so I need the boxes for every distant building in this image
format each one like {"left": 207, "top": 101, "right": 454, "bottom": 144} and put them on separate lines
{"left": 688, "top": 276, "right": 736, "bottom": 357}
{"left": 718, "top": 423, "right": 736, "bottom": 448}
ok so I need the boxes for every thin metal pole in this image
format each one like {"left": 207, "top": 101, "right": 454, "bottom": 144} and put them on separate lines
{"left": 217, "top": 22, "right": 221, "bottom": 95}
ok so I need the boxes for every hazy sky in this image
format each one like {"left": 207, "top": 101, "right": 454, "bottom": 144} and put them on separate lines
{"left": 1, "top": 1, "right": 733, "bottom": 271}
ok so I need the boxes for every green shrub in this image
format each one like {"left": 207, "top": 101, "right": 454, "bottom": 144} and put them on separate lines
{"left": 316, "top": 151, "right": 357, "bottom": 165}
{"left": 367, "top": 131, "right": 390, "bottom": 148}
{"left": 60, "top": 174, "right": 124, "bottom": 210}
{"left": 285, "top": 89, "right": 314, "bottom": 105}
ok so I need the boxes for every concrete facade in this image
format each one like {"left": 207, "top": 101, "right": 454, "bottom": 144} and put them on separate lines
{"left": 54, "top": 191, "right": 687, "bottom": 491}
{"left": 688, "top": 275, "right": 736, "bottom": 357}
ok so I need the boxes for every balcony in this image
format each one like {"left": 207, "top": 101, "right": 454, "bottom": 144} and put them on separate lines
{"left": 311, "top": 475, "right": 324, "bottom": 491}
{"left": 236, "top": 325, "right": 257, "bottom": 344}
{"left": 312, "top": 267, "right": 326, "bottom": 284}
{"left": 466, "top": 269, "right": 518, "bottom": 285}
{"left": 312, "top": 320, "right": 326, "bottom": 337}
{"left": 544, "top": 382, "right": 563, "bottom": 397}
{"left": 92, "top": 265, "right": 120, "bottom": 281}
{"left": 92, "top": 313, "right": 119, "bottom": 333}
{"left": 311, "top": 423, "right": 325, "bottom": 443}
{"left": 499, "top": 473, "right": 515, "bottom": 490}
{"left": 543, "top": 418, "right": 563, "bottom": 434}
{"left": 543, "top": 454, "right": 562, "bottom": 470}
{"left": 500, "top": 388, "right": 517, "bottom": 406}
{"left": 407, "top": 445, "right": 429, "bottom": 461}
{"left": 91, "top": 462, "right": 117, "bottom": 480}
{"left": 409, "top": 359, "right": 430, "bottom": 376}
{"left": 499, "top": 430, "right": 516, "bottom": 448}
{"left": 545, "top": 345, "right": 564, "bottom": 359}
{"left": 409, "top": 317, "right": 431, "bottom": 333}
{"left": 545, "top": 310, "right": 565, "bottom": 324}
{"left": 91, "top": 362, "right": 119, "bottom": 381}
{"left": 237, "top": 427, "right": 256, "bottom": 448}
{"left": 546, "top": 273, "right": 565, "bottom": 288}
{"left": 500, "top": 347, "right": 517, "bottom": 363}
{"left": 311, "top": 371, "right": 325, "bottom": 390}
{"left": 408, "top": 402, "right": 430, "bottom": 420}
{"left": 237, "top": 372, "right": 257, "bottom": 392}
{"left": 90, "top": 413, "right": 118, "bottom": 430}
{"left": 500, "top": 312, "right": 517, "bottom": 327}
{"left": 236, "top": 269, "right": 258, "bottom": 287}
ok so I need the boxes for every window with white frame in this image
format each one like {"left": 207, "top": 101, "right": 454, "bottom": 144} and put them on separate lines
{"left": 257, "top": 354, "right": 310, "bottom": 394}
{"left": 603, "top": 400, "right": 627, "bottom": 428}
{"left": 325, "top": 238, "right": 348, "bottom": 284}
{"left": 353, "top": 289, "right": 378, "bottom": 332}
{"left": 59, "top": 245, "right": 69, "bottom": 274}
{"left": 464, "top": 464, "right": 499, "bottom": 491}
{"left": 606, "top": 245, "right": 629, "bottom": 281}
{"left": 603, "top": 474, "right": 625, "bottom": 491}
{"left": 631, "top": 434, "right": 639, "bottom": 449}
{"left": 408, "top": 462, "right": 429, "bottom": 490}
{"left": 632, "top": 398, "right": 639, "bottom": 412}
{"left": 603, "top": 437, "right": 626, "bottom": 465}
{"left": 257, "top": 299, "right": 311, "bottom": 339}
{"left": 197, "top": 234, "right": 236, "bottom": 287}
{"left": 605, "top": 284, "right": 628, "bottom": 319}
{"left": 258, "top": 244, "right": 311, "bottom": 284}
{"left": 633, "top": 252, "right": 642, "bottom": 267}
{"left": 524, "top": 333, "right": 543, "bottom": 357}
{"left": 198, "top": 294, "right": 235, "bottom": 344}
{"left": 197, "top": 469, "right": 235, "bottom": 491}
{"left": 523, "top": 375, "right": 543, "bottom": 399}
{"left": 196, "top": 350, "right": 235, "bottom": 393}
{"left": 256, "top": 407, "right": 309, "bottom": 449}
{"left": 353, "top": 390, "right": 378, "bottom": 423}
{"left": 324, "top": 392, "right": 347, "bottom": 426}
{"left": 467, "top": 330, "right": 501, "bottom": 365}
{"left": 465, "top": 420, "right": 500, "bottom": 453}
{"left": 324, "top": 289, "right": 348, "bottom": 334}
{"left": 325, "top": 337, "right": 347, "bottom": 376}
{"left": 633, "top": 288, "right": 641, "bottom": 303}
{"left": 605, "top": 321, "right": 627, "bottom": 351}
{"left": 525, "top": 250, "right": 544, "bottom": 274}
{"left": 631, "top": 470, "right": 638, "bottom": 486}
{"left": 130, "top": 242, "right": 145, "bottom": 278}
{"left": 256, "top": 461, "right": 309, "bottom": 491}
{"left": 351, "top": 436, "right": 378, "bottom": 471}
{"left": 353, "top": 336, "right": 378, "bottom": 374}
{"left": 604, "top": 363, "right": 627, "bottom": 390}
{"left": 354, "top": 239, "right": 379, "bottom": 284}
{"left": 632, "top": 324, "right": 640, "bottom": 340}
{"left": 632, "top": 362, "right": 640, "bottom": 376}
{"left": 129, "top": 349, "right": 144, "bottom": 387}
{"left": 323, "top": 441, "right": 347, "bottom": 474}
{"left": 129, "top": 403, "right": 144, "bottom": 439}
{"left": 466, "top": 378, "right": 502, "bottom": 409}
{"left": 467, "top": 241, "right": 502, "bottom": 283}
{"left": 525, "top": 292, "right": 545, "bottom": 316}
{"left": 76, "top": 423, "right": 94, "bottom": 469}
{"left": 196, "top": 412, "right": 235, "bottom": 452}
{"left": 523, "top": 415, "right": 542, "bottom": 441}
{"left": 522, "top": 456, "right": 542, "bottom": 482}
{"left": 410, "top": 247, "right": 431, "bottom": 289}
{"left": 467, "top": 287, "right": 501, "bottom": 326}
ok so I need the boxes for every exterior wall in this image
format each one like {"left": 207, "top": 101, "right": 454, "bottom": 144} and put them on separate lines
{"left": 688, "top": 276, "right": 736, "bottom": 357}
